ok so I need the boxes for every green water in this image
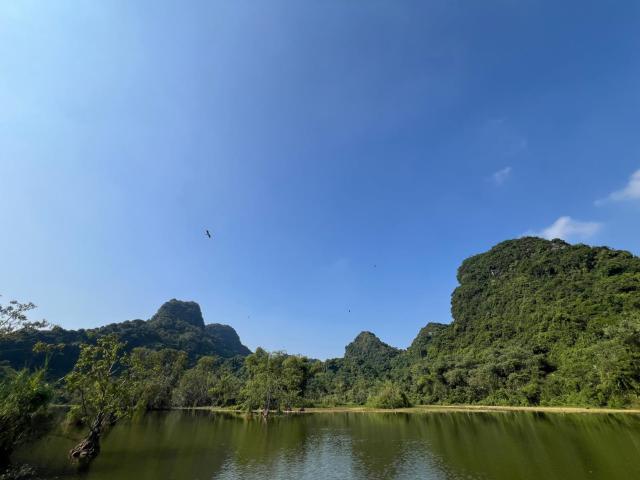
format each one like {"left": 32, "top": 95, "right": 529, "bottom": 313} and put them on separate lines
{"left": 15, "top": 411, "right": 640, "bottom": 480}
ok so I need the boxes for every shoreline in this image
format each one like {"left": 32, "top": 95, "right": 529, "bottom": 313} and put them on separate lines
{"left": 194, "top": 404, "right": 640, "bottom": 415}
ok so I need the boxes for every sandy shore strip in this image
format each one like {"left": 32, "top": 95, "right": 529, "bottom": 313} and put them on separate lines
{"left": 196, "top": 404, "right": 640, "bottom": 415}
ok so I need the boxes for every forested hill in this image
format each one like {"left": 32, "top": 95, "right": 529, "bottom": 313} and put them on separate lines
{"left": 399, "top": 237, "right": 640, "bottom": 406}
{"left": 343, "top": 331, "right": 400, "bottom": 376}
{"left": 0, "top": 299, "right": 251, "bottom": 378}
{"left": 1, "top": 238, "right": 639, "bottom": 407}
{"left": 277, "top": 237, "right": 638, "bottom": 408}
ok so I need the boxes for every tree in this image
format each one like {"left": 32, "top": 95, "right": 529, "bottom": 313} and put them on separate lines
{"left": 65, "top": 335, "right": 135, "bottom": 464}
{"left": 208, "top": 370, "right": 243, "bottom": 407}
{"left": 130, "top": 348, "right": 187, "bottom": 410}
{"left": 241, "top": 349, "right": 285, "bottom": 414}
{"left": 280, "top": 356, "right": 309, "bottom": 410}
{"left": 0, "top": 369, "right": 52, "bottom": 464}
{"left": 0, "top": 297, "right": 48, "bottom": 337}
{"left": 367, "top": 381, "right": 411, "bottom": 409}
{"left": 171, "top": 356, "right": 218, "bottom": 408}
{"left": 240, "top": 349, "right": 313, "bottom": 414}
{"left": 0, "top": 297, "right": 52, "bottom": 465}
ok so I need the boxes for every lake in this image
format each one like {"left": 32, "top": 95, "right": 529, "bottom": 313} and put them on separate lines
{"left": 15, "top": 410, "right": 640, "bottom": 479}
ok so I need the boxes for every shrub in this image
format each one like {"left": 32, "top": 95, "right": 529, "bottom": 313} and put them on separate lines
{"left": 367, "top": 382, "right": 411, "bottom": 409}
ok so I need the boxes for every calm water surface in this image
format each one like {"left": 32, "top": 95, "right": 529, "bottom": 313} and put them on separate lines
{"left": 16, "top": 411, "right": 640, "bottom": 480}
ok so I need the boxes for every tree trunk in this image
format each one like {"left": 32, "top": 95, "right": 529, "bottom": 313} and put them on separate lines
{"left": 69, "top": 413, "right": 104, "bottom": 464}
{"left": 69, "top": 429, "right": 100, "bottom": 464}
{"left": 263, "top": 387, "right": 271, "bottom": 417}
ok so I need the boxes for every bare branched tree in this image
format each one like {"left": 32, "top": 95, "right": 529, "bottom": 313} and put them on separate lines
{"left": 0, "top": 296, "right": 48, "bottom": 338}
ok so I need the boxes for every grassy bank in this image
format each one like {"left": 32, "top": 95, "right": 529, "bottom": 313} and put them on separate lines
{"left": 195, "top": 404, "right": 640, "bottom": 415}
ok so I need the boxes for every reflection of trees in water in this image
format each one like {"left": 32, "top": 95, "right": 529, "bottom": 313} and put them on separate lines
{"left": 164, "top": 411, "right": 640, "bottom": 480}
{"left": 218, "top": 413, "right": 355, "bottom": 479}
{"left": 92, "top": 411, "right": 237, "bottom": 479}
{"left": 218, "top": 412, "right": 453, "bottom": 479}
{"left": 17, "top": 411, "right": 640, "bottom": 480}
{"left": 340, "top": 413, "right": 446, "bottom": 480}
{"left": 218, "top": 413, "right": 444, "bottom": 479}
{"left": 222, "top": 414, "right": 311, "bottom": 465}
{"left": 417, "top": 412, "right": 640, "bottom": 480}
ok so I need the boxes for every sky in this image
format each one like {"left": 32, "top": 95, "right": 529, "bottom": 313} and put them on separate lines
{"left": 1, "top": 1, "right": 639, "bottom": 359}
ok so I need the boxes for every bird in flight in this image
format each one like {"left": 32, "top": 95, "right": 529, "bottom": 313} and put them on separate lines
{"left": 205, "top": 230, "right": 212, "bottom": 239}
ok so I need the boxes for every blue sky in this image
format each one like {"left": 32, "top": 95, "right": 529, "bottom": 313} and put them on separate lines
{"left": 1, "top": 1, "right": 639, "bottom": 359}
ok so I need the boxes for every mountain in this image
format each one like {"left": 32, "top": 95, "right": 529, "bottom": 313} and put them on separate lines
{"left": 406, "top": 322, "right": 447, "bottom": 358}
{"left": 149, "top": 300, "right": 206, "bottom": 329}
{"left": 2, "top": 237, "right": 639, "bottom": 408}
{"left": 0, "top": 299, "right": 251, "bottom": 378}
{"left": 343, "top": 331, "right": 400, "bottom": 378}
{"left": 399, "top": 237, "right": 640, "bottom": 406}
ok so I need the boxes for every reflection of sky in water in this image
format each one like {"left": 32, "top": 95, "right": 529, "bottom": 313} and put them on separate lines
{"left": 218, "top": 431, "right": 359, "bottom": 480}
{"left": 392, "top": 440, "right": 482, "bottom": 480}
{"left": 218, "top": 429, "right": 477, "bottom": 480}
{"left": 219, "top": 431, "right": 450, "bottom": 480}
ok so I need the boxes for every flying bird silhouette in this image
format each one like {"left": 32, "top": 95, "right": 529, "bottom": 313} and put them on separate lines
{"left": 205, "top": 230, "right": 212, "bottom": 239}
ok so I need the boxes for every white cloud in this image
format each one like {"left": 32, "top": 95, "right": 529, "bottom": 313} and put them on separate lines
{"left": 529, "top": 216, "right": 602, "bottom": 241}
{"left": 596, "top": 169, "right": 640, "bottom": 205}
{"left": 492, "top": 166, "right": 512, "bottom": 185}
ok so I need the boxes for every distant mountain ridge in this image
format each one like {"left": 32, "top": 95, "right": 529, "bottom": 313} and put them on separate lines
{"left": 0, "top": 299, "right": 250, "bottom": 378}
{"left": 1, "top": 237, "right": 639, "bottom": 407}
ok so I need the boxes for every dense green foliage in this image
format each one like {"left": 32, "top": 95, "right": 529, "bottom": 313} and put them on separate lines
{"left": 399, "top": 238, "right": 640, "bottom": 407}
{"left": 344, "top": 331, "right": 400, "bottom": 378}
{"left": 0, "top": 369, "right": 52, "bottom": 463}
{"left": 172, "top": 355, "right": 243, "bottom": 408}
{"left": 3, "top": 238, "right": 640, "bottom": 423}
{"left": 240, "top": 349, "right": 317, "bottom": 412}
{"left": 297, "top": 332, "right": 402, "bottom": 406}
{"left": 366, "top": 381, "right": 411, "bottom": 409}
{"left": 65, "top": 335, "right": 137, "bottom": 462}
{"left": 0, "top": 299, "right": 53, "bottom": 468}
{"left": 129, "top": 348, "right": 187, "bottom": 410}
{"left": 0, "top": 299, "right": 250, "bottom": 378}
{"left": 214, "top": 238, "right": 638, "bottom": 408}
{"left": 65, "top": 335, "right": 135, "bottom": 425}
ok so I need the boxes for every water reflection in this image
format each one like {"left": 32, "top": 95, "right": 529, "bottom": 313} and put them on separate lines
{"left": 15, "top": 410, "right": 640, "bottom": 480}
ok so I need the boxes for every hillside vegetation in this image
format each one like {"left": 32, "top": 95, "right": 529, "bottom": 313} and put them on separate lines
{"left": 0, "top": 299, "right": 250, "bottom": 378}
{"left": 398, "top": 237, "right": 640, "bottom": 407}
{"left": 1, "top": 238, "right": 638, "bottom": 409}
